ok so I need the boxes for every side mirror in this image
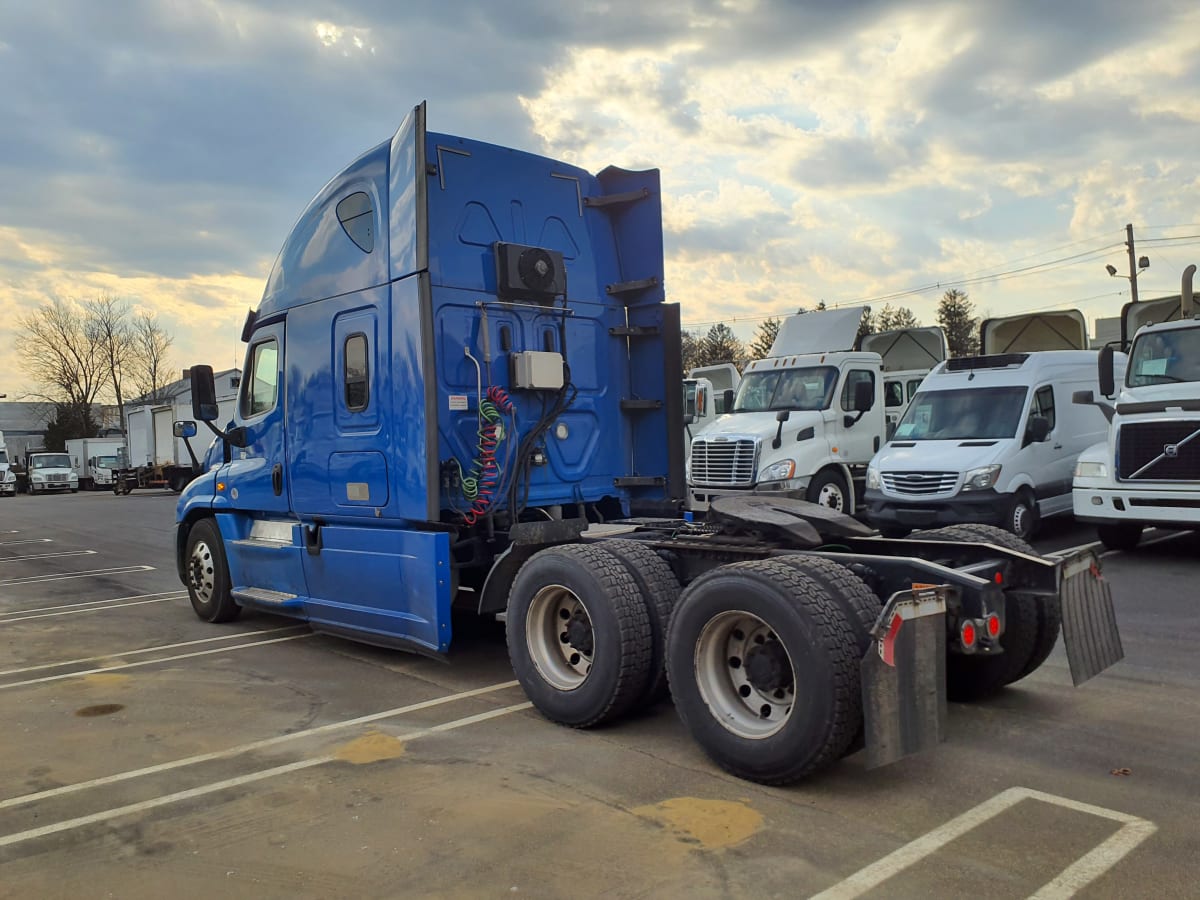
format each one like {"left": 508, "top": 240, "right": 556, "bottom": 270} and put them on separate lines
{"left": 1072, "top": 390, "right": 1094, "bottom": 406}
{"left": 722, "top": 389, "right": 735, "bottom": 413}
{"left": 772, "top": 408, "right": 790, "bottom": 449}
{"left": 190, "top": 365, "right": 220, "bottom": 421}
{"left": 173, "top": 420, "right": 198, "bottom": 439}
{"left": 1098, "top": 345, "right": 1115, "bottom": 398}
{"left": 854, "top": 379, "right": 874, "bottom": 412}
{"left": 1027, "top": 415, "right": 1051, "bottom": 444}
{"left": 227, "top": 426, "right": 250, "bottom": 449}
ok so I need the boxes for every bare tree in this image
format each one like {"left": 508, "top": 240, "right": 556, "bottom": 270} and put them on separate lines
{"left": 131, "top": 312, "right": 175, "bottom": 403}
{"left": 85, "top": 295, "right": 137, "bottom": 437}
{"left": 15, "top": 298, "right": 105, "bottom": 438}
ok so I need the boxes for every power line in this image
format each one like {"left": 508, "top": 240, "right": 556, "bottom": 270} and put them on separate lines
{"left": 953, "top": 229, "right": 1121, "bottom": 280}
{"left": 1139, "top": 234, "right": 1200, "bottom": 243}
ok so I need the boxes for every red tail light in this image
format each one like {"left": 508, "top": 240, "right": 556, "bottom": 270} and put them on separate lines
{"left": 960, "top": 620, "right": 977, "bottom": 649}
{"left": 985, "top": 613, "right": 1002, "bottom": 639}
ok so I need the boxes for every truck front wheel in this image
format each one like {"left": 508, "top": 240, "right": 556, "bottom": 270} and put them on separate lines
{"left": 666, "top": 559, "right": 860, "bottom": 784}
{"left": 506, "top": 544, "right": 652, "bottom": 728}
{"left": 806, "top": 469, "right": 850, "bottom": 513}
{"left": 185, "top": 519, "right": 240, "bottom": 623}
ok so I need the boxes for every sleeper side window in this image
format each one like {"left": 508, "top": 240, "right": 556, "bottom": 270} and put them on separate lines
{"left": 345, "top": 333, "right": 369, "bottom": 411}
{"left": 242, "top": 339, "right": 279, "bottom": 418}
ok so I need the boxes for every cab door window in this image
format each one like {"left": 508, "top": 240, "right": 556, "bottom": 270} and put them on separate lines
{"left": 841, "top": 369, "right": 876, "bottom": 410}
{"left": 242, "top": 339, "right": 279, "bottom": 418}
{"left": 1029, "top": 385, "right": 1056, "bottom": 430}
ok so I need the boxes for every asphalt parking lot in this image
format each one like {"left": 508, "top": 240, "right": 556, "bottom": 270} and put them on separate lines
{"left": 1, "top": 492, "right": 1198, "bottom": 899}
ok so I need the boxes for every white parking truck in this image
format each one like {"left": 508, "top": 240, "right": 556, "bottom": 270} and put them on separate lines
{"left": 1073, "top": 266, "right": 1200, "bottom": 550}
{"left": 24, "top": 449, "right": 78, "bottom": 494}
{"left": 65, "top": 437, "right": 127, "bottom": 490}
{"left": 683, "top": 363, "right": 740, "bottom": 459}
{"left": 688, "top": 308, "right": 888, "bottom": 514}
{"left": 0, "top": 431, "right": 15, "bottom": 497}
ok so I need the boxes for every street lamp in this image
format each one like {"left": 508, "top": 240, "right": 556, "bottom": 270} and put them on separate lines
{"left": 1107, "top": 256, "right": 1150, "bottom": 302}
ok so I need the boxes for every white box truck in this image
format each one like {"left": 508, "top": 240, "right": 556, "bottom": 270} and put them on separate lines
{"left": 0, "top": 431, "right": 15, "bottom": 497}
{"left": 66, "top": 437, "right": 127, "bottom": 490}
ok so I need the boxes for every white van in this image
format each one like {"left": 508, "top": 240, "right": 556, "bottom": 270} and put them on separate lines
{"left": 864, "top": 350, "right": 1125, "bottom": 539}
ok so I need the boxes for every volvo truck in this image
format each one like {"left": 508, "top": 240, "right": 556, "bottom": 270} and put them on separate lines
{"left": 1073, "top": 266, "right": 1200, "bottom": 550}
{"left": 175, "top": 103, "right": 1124, "bottom": 785}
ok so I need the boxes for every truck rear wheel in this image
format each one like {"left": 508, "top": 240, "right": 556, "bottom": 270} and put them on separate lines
{"left": 595, "top": 539, "right": 680, "bottom": 707}
{"left": 912, "top": 524, "right": 1055, "bottom": 698}
{"left": 185, "top": 519, "right": 241, "bottom": 623}
{"left": 1097, "top": 522, "right": 1143, "bottom": 552}
{"left": 506, "top": 544, "right": 653, "bottom": 728}
{"left": 666, "top": 559, "right": 860, "bottom": 784}
{"left": 772, "top": 555, "right": 882, "bottom": 755}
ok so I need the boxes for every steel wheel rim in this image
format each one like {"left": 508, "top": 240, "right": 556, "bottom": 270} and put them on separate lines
{"left": 189, "top": 540, "right": 216, "bottom": 605}
{"left": 526, "top": 584, "right": 593, "bottom": 691}
{"left": 817, "top": 481, "right": 844, "bottom": 510}
{"left": 1012, "top": 501, "right": 1029, "bottom": 537}
{"left": 694, "top": 610, "right": 795, "bottom": 739}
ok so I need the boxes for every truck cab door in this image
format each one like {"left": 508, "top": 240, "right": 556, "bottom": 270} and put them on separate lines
{"left": 834, "top": 367, "right": 883, "bottom": 463}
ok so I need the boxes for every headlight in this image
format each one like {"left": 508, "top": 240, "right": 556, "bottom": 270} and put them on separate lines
{"left": 866, "top": 465, "right": 880, "bottom": 490}
{"left": 759, "top": 459, "right": 796, "bottom": 482}
{"left": 961, "top": 464, "right": 1002, "bottom": 492}
{"left": 32, "top": 473, "right": 45, "bottom": 482}
{"left": 70, "top": 474, "right": 78, "bottom": 481}
{"left": 1075, "top": 461, "right": 1107, "bottom": 479}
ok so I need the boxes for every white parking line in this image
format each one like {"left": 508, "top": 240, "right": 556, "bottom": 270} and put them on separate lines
{"left": 0, "top": 590, "right": 186, "bottom": 618}
{"left": 0, "top": 625, "right": 308, "bottom": 676}
{"left": 0, "top": 701, "right": 532, "bottom": 850}
{"left": 0, "top": 550, "right": 97, "bottom": 563}
{"left": 0, "top": 680, "right": 522, "bottom": 812}
{"left": 810, "top": 787, "right": 1156, "bottom": 900}
{"left": 0, "top": 565, "right": 154, "bottom": 586}
{"left": 0, "top": 596, "right": 179, "bottom": 624}
{"left": 0, "top": 633, "right": 313, "bottom": 689}
{"left": 0, "top": 539, "right": 52, "bottom": 546}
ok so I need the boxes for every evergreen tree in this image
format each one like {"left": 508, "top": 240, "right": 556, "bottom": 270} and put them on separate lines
{"left": 748, "top": 317, "right": 781, "bottom": 359}
{"left": 875, "top": 304, "right": 920, "bottom": 330}
{"left": 937, "top": 289, "right": 980, "bottom": 357}
{"left": 697, "top": 323, "right": 745, "bottom": 369}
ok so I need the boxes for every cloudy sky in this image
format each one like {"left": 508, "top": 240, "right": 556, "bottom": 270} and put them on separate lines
{"left": 2, "top": 0, "right": 1199, "bottom": 397}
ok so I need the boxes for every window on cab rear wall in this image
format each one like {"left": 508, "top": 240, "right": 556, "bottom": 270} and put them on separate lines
{"left": 242, "top": 339, "right": 279, "bottom": 418}
{"left": 1128, "top": 328, "right": 1200, "bottom": 386}
{"left": 344, "top": 333, "right": 369, "bottom": 411}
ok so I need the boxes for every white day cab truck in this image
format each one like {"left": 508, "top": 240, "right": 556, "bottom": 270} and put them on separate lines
{"left": 687, "top": 309, "right": 944, "bottom": 516}
{"left": 65, "top": 437, "right": 127, "bottom": 491}
{"left": 175, "top": 102, "right": 1124, "bottom": 786}
{"left": 1073, "top": 266, "right": 1200, "bottom": 550}
{"left": 0, "top": 431, "right": 15, "bottom": 497}
{"left": 683, "top": 363, "right": 740, "bottom": 460}
{"left": 23, "top": 449, "right": 79, "bottom": 494}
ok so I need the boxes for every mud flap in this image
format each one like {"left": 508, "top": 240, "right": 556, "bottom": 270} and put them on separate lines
{"left": 862, "top": 587, "right": 949, "bottom": 769}
{"left": 1058, "top": 550, "right": 1124, "bottom": 686}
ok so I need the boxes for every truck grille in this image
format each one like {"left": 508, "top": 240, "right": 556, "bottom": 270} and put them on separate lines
{"left": 47, "top": 473, "right": 69, "bottom": 483}
{"left": 1117, "top": 420, "right": 1200, "bottom": 481}
{"left": 690, "top": 438, "right": 759, "bottom": 487}
{"left": 881, "top": 471, "right": 959, "bottom": 496}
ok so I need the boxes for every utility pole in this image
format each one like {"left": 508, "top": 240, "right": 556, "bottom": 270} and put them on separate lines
{"left": 1126, "top": 223, "right": 1140, "bottom": 304}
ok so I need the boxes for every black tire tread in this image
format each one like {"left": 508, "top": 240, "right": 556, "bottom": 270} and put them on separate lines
{"left": 668, "top": 558, "right": 860, "bottom": 784}
{"left": 187, "top": 518, "right": 241, "bottom": 624}
{"left": 508, "top": 543, "right": 653, "bottom": 728}
{"left": 595, "top": 539, "right": 680, "bottom": 706}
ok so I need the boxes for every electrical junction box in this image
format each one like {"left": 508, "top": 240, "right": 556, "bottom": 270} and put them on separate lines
{"left": 511, "top": 351, "right": 565, "bottom": 390}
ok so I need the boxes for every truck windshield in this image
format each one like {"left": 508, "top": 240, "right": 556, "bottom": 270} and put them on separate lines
{"left": 893, "top": 386, "right": 1029, "bottom": 441}
{"left": 0, "top": 450, "right": 7, "bottom": 464}
{"left": 32, "top": 454, "right": 71, "bottom": 469}
{"left": 1127, "top": 327, "right": 1200, "bottom": 386}
{"left": 96, "top": 456, "right": 119, "bottom": 468}
{"left": 733, "top": 367, "right": 837, "bottom": 412}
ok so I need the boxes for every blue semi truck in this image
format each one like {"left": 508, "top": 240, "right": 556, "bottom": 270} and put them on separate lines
{"left": 176, "top": 103, "right": 1122, "bottom": 784}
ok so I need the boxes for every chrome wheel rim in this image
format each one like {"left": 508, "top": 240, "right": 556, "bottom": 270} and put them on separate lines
{"left": 526, "top": 584, "right": 593, "bottom": 691}
{"left": 189, "top": 540, "right": 216, "bottom": 605}
{"left": 694, "top": 610, "right": 795, "bottom": 739}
